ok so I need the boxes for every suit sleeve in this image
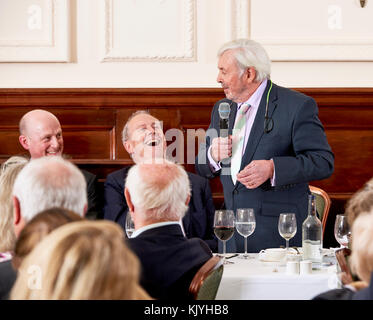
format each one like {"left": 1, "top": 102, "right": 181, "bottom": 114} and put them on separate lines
{"left": 201, "top": 178, "right": 218, "bottom": 252}
{"left": 273, "top": 97, "right": 334, "bottom": 186}
{"left": 103, "top": 174, "right": 127, "bottom": 228}
{"left": 85, "top": 173, "right": 102, "bottom": 220}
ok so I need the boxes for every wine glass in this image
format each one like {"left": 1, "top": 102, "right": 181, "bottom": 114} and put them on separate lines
{"left": 213, "top": 210, "right": 235, "bottom": 264}
{"left": 235, "top": 208, "right": 256, "bottom": 259}
{"left": 278, "top": 213, "right": 297, "bottom": 251}
{"left": 125, "top": 212, "right": 135, "bottom": 238}
{"left": 334, "top": 214, "right": 351, "bottom": 248}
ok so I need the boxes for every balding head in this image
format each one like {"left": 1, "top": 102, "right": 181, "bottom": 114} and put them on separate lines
{"left": 19, "top": 109, "right": 63, "bottom": 159}
{"left": 12, "top": 156, "right": 87, "bottom": 237}
{"left": 124, "top": 159, "right": 190, "bottom": 226}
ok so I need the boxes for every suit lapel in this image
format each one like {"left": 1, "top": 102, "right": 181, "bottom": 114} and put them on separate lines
{"left": 241, "top": 81, "right": 278, "bottom": 168}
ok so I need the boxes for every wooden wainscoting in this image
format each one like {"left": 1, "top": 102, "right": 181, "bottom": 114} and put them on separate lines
{"left": 1, "top": 87, "right": 373, "bottom": 247}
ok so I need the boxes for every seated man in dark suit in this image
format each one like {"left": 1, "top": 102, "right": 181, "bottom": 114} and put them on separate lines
{"left": 18, "top": 109, "right": 101, "bottom": 219}
{"left": 103, "top": 110, "right": 217, "bottom": 251}
{"left": 124, "top": 160, "right": 213, "bottom": 300}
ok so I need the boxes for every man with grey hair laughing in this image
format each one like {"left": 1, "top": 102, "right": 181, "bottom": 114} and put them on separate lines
{"left": 103, "top": 110, "right": 217, "bottom": 251}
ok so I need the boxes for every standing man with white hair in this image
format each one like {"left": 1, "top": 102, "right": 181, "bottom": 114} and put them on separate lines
{"left": 196, "top": 39, "right": 334, "bottom": 253}
{"left": 17, "top": 109, "right": 100, "bottom": 219}
{"left": 124, "top": 160, "right": 212, "bottom": 300}
{"left": 12, "top": 156, "right": 87, "bottom": 237}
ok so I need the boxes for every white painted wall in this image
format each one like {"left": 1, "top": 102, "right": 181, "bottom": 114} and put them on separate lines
{"left": 0, "top": 0, "right": 372, "bottom": 88}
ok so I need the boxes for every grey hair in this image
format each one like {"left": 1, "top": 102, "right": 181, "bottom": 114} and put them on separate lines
{"left": 218, "top": 39, "right": 271, "bottom": 82}
{"left": 125, "top": 159, "right": 190, "bottom": 221}
{"left": 121, "top": 110, "right": 151, "bottom": 144}
{"left": 12, "top": 156, "right": 87, "bottom": 221}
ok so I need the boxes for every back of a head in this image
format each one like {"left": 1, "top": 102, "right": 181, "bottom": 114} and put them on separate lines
{"left": 345, "top": 181, "right": 373, "bottom": 227}
{"left": 125, "top": 159, "right": 191, "bottom": 222}
{"left": 12, "top": 207, "right": 83, "bottom": 269}
{"left": 350, "top": 211, "right": 373, "bottom": 283}
{"left": 11, "top": 220, "right": 150, "bottom": 300}
{"left": 12, "top": 156, "right": 87, "bottom": 222}
{"left": 218, "top": 38, "right": 271, "bottom": 82}
{"left": 0, "top": 156, "right": 28, "bottom": 252}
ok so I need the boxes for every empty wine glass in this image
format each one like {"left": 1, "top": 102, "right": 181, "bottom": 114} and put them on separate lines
{"left": 235, "top": 208, "right": 256, "bottom": 259}
{"left": 334, "top": 214, "right": 351, "bottom": 248}
{"left": 125, "top": 212, "right": 135, "bottom": 238}
{"left": 213, "top": 210, "right": 235, "bottom": 264}
{"left": 278, "top": 213, "right": 297, "bottom": 251}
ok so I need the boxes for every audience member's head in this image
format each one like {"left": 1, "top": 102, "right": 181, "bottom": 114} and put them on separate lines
{"left": 12, "top": 207, "right": 83, "bottom": 270}
{"left": 345, "top": 177, "right": 373, "bottom": 227}
{"left": 350, "top": 212, "right": 373, "bottom": 284}
{"left": 12, "top": 156, "right": 87, "bottom": 237}
{"left": 11, "top": 220, "right": 150, "bottom": 300}
{"left": 124, "top": 159, "right": 191, "bottom": 229}
{"left": 0, "top": 156, "right": 28, "bottom": 253}
{"left": 122, "top": 110, "right": 166, "bottom": 164}
{"left": 18, "top": 109, "right": 63, "bottom": 159}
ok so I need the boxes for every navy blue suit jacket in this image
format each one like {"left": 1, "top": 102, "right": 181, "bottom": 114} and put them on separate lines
{"left": 103, "top": 167, "right": 217, "bottom": 251}
{"left": 196, "top": 81, "right": 334, "bottom": 253}
{"left": 81, "top": 169, "right": 101, "bottom": 220}
{"left": 127, "top": 224, "right": 212, "bottom": 300}
{"left": 0, "top": 260, "right": 17, "bottom": 300}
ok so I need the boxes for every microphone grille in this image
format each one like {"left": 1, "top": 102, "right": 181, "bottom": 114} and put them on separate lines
{"left": 218, "top": 102, "right": 230, "bottom": 120}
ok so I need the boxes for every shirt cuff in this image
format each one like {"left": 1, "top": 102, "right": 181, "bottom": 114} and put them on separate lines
{"left": 207, "top": 145, "right": 221, "bottom": 172}
{"left": 270, "top": 159, "right": 276, "bottom": 187}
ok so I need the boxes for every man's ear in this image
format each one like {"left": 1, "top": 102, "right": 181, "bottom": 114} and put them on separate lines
{"left": 83, "top": 203, "right": 88, "bottom": 217}
{"left": 123, "top": 141, "right": 134, "bottom": 156}
{"left": 19, "top": 135, "right": 30, "bottom": 150}
{"left": 245, "top": 67, "right": 257, "bottom": 83}
{"left": 124, "top": 187, "right": 135, "bottom": 213}
{"left": 13, "top": 196, "right": 21, "bottom": 225}
{"left": 185, "top": 195, "right": 191, "bottom": 207}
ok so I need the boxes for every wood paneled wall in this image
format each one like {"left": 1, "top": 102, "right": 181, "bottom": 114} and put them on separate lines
{"left": 1, "top": 88, "right": 372, "bottom": 247}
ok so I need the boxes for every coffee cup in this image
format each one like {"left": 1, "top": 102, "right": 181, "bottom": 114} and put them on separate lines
{"left": 259, "top": 248, "right": 287, "bottom": 262}
{"left": 286, "top": 261, "right": 300, "bottom": 274}
{"left": 300, "top": 260, "right": 313, "bottom": 274}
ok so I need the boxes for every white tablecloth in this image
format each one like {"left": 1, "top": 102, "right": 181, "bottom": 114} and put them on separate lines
{"left": 216, "top": 253, "right": 340, "bottom": 300}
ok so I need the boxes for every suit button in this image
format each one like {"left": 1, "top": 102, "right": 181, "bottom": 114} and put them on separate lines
{"left": 233, "top": 190, "right": 238, "bottom": 195}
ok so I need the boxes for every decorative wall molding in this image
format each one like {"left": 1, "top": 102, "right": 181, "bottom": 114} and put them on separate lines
{"left": 0, "top": 0, "right": 70, "bottom": 62}
{"left": 102, "top": 0, "right": 196, "bottom": 62}
{"left": 250, "top": 0, "right": 373, "bottom": 61}
{"left": 225, "top": 0, "right": 250, "bottom": 41}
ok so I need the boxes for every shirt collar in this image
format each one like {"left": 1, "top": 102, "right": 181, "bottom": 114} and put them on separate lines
{"left": 131, "top": 221, "right": 181, "bottom": 238}
{"left": 237, "top": 78, "right": 268, "bottom": 111}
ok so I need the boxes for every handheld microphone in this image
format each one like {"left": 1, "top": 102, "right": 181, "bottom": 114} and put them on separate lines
{"left": 218, "top": 102, "right": 230, "bottom": 138}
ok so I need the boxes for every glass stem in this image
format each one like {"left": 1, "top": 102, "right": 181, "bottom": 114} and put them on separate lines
{"left": 286, "top": 239, "right": 289, "bottom": 251}
{"left": 244, "top": 236, "right": 248, "bottom": 255}
{"left": 223, "top": 240, "right": 226, "bottom": 262}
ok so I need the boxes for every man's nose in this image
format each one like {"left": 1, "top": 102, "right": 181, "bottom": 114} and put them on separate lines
{"left": 50, "top": 136, "right": 59, "bottom": 148}
{"left": 147, "top": 125, "right": 156, "bottom": 133}
{"left": 216, "top": 73, "right": 222, "bottom": 84}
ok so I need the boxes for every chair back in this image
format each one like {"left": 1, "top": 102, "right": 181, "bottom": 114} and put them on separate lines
{"left": 309, "top": 185, "right": 331, "bottom": 240}
{"left": 189, "top": 256, "right": 224, "bottom": 300}
{"left": 335, "top": 247, "right": 353, "bottom": 284}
